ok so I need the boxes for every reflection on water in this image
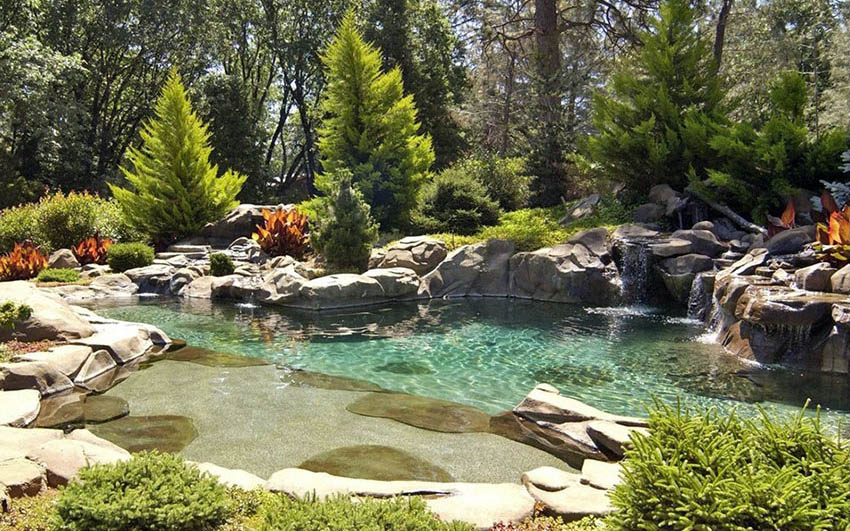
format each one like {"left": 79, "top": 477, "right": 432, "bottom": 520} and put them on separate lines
{"left": 88, "top": 297, "right": 850, "bottom": 429}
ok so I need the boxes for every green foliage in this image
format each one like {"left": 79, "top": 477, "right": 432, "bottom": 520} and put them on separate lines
{"left": 453, "top": 155, "right": 531, "bottom": 211}
{"left": 36, "top": 268, "right": 81, "bottom": 284}
{"left": 312, "top": 169, "right": 379, "bottom": 271}
{"left": 52, "top": 451, "right": 232, "bottom": 531}
{"left": 110, "top": 70, "right": 246, "bottom": 243}
{"left": 0, "top": 301, "right": 32, "bottom": 329}
{"left": 317, "top": 13, "right": 434, "bottom": 230}
{"left": 210, "top": 253, "right": 235, "bottom": 277}
{"left": 586, "top": 0, "right": 725, "bottom": 195}
{"left": 609, "top": 402, "right": 850, "bottom": 530}
{"left": 491, "top": 515, "right": 607, "bottom": 530}
{"left": 0, "top": 192, "right": 140, "bottom": 254}
{"left": 106, "top": 243, "right": 154, "bottom": 273}
{"left": 257, "top": 494, "right": 471, "bottom": 531}
{"left": 0, "top": 488, "right": 58, "bottom": 531}
{"left": 416, "top": 166, "right": 501, "bottom": 235}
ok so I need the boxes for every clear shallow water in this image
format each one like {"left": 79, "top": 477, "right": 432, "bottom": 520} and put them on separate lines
{"left": 89, "top": 297, "right": 850, "bottom": 429}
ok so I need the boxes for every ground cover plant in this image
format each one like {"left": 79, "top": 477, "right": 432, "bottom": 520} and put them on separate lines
{"left": 35, "top": 268, "right": 81, "bottom": 283}
{"left": 0, "top": 301, "right": 32, "bottom": 329}
{"left": 106, "top": 242, "right": 155, "bottom": 272}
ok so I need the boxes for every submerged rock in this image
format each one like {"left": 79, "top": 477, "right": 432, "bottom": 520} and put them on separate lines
{"left": 346, "top": 392, "right": 491, "bottom": 433}
{"left": 281, "top": 369, "right": 383, "bottom": 392}
{"left": 374, "top": 360, "right": 435, "bottom": 375}
{"left": 88, "top": 414, "right": 198, "bottom": 453}
{"left": 298, "top": 444, "right": 453, "bottom": 482}
{"left": 83, "top": 395, "right": 129, "bottom": 423}
{"left": 167, "top": 346, "right": 270, "bottom": 368}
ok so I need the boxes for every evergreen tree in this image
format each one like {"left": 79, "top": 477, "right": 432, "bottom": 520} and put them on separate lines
{"left": 317, "top": 13, "right": 434, "bottom": 231}
{"left": 311, "top": 169, "right": 379, "bottom": 271}
{"left": 586, "top": 0, "right": 726, "bottom": 195}
{"left": 110, "top": 70, "right": 246, "bottom": 243}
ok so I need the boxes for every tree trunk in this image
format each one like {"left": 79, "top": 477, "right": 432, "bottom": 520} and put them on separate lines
{"left": 713, "top": 0, "right": 734, "bottom": 69}
{"left": 534, "top": 0, "right": 560, "bottom": 125}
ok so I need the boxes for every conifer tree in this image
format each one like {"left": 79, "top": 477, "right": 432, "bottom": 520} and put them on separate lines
{"left": 110, "top": 70, "right": 246, "bottom": 242}
{"left": 317, "top": 13, "right": 434, "bottom": 230}
{"left": 311, "top": 169, "right": 379, "bottom": 271}
{"left": 586, "top": 0, "right": 725, "bottom": 195}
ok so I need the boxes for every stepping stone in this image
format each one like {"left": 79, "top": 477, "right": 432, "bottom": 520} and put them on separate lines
{"left": 346, "top": 392, "right": 491, "bottom": 433}
{"left": 72, "top": 327, "right": 153, "bottom": 364}
{"left": 83, "top": 395, "right": 129, "bottom": 423}
{"left": 26, "top": 438, "right": 129, "bottom": 487}
{"left": 88, "top": 415, "right": 198, "bottom": 453}
{"left": 580, "top": 459, "right": 623, "bottom": 491}
{"left": 0, "top": 457, "right": 46, "bottom": 498}
{"left": 521, "top": 466, "right": 579, "bottom": 492}
{"left": 299, "top": 445, "right": 453, "bottom": 482}
{"left": 525, "top": 482, "right": 614, "bottom": 520}
{"left": 0, "top": 389, "right": 41, "bottom": 427}
{"left": 586, "top": 420, "right": 648, "bottom": 458}
{"left": 14, "top": 345, "right": 92, "bottom": 378}
{"left": 195, "top": 462, "right": 265, "bottom": 490}
{"left": 35, "top": 393, "right": 85, "bottom": 428}
{"left": 513, "top": 384, "right": 647, "bottom": 427}
{"left": 0, "top": 426, "right": 63, "bottom": 455}
{"left": 282, "top": 369, "right": 383, "bottom": 392}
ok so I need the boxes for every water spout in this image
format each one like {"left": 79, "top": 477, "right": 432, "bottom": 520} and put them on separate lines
{"left": 617, "top": 240, "right": 650, "bottom": 304}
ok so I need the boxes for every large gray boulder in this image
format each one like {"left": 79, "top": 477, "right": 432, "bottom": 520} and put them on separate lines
{"left": 0, "top": 281, "right": 94, "bottom": 342}
{"left": 224, "top": 237, "right": 269, "bottom": 264}
{"left": 764, "top": 226, "right": 815, "bottom": 256}
{"left": 123, "top": 264, "right": 177, "bottom": 294}
{"left": 362, "top": 268, "right": 420, "bottom": 298}
{"left": 47, "top": 249, "right": 80, "bottom": 269}
{"left": 375, "top": 237, "right": 448, "bottom": 275}
{"left": 0, "top": 390, "right": 41, "bottom": 427}
{"left": 169, "top": 266, "right": 207, "bottom": 295}
{"left": 200, "top": 204, "right": 291, "bottom": 246}
{"left": 671, "top": 229, "right": 728, "bottom": 258}
{"left": 0, "top": 361, "right": 74, "bottom": 396}
{"left": 420, "top": 240, "right": 516, "bottom": 298}
{"left": 656, "top": 253, "right": 714, "bottom": 303}
{"left": 794, "top": 262, "right": 835, "bottom": 292}
{"left": 296, "top": 274, "right": 385, "bottom": 309}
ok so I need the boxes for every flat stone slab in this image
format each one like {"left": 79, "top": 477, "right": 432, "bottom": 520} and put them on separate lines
{"left": 580, "top": 459, "right": 622, "bottom": 491}
{"left": 586, "top": 420, "right": 648, "bottom": 458}
{"left": 83, "top": 395, "right": 129, "bottom": 423}
{"left": 346, "top": 392, "right": 491, "bottom": 433}
{"left": 265, "top": 468, "right": 536, "bottom": 529}
{"left": 526, "top": 482, "right": 614, "bottom": 520}
{"left": 14, "top": 345, "right": 92, "bottom": 377}
{"left": 0, "top": 361, "right": 74, "bottom": 396}
{"left": 521, "top": 466, "right": 580, "bottom": 492}
{"left": 88, "top": 414, "right": 198, "bottom": 453}
{"left": 0, "top": 389, "right": 41, "bottom": 427}
{"left": 195, "top": 462, "right": 265, "bottom": 490}
{"left": 72, "top": 326, "right": 153, "bottom": 364}
{"left": 0, "top": 457, "right": 45, "bottom": 498}
{"left": 0, "top": 426, "right": 63, "bottom": 454}
{"left": 298, "top": 445, "right": 453, "bottom": 482}
{"left": 27, "top": 438, "right": 130, "bottom": 487}
{"left": 513, "top": 384, "right": 647, "bottom": 427}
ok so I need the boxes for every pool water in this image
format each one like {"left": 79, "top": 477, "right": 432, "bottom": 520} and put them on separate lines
{"left": 91, "top": 297, "right": 850, "bottom": 423}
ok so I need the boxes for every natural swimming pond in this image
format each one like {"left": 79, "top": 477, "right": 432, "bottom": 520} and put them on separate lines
{"left": 81, "top": 297, "right": 850, "bottom": 481}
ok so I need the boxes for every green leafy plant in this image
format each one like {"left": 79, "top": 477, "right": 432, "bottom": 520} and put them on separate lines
{"left": 311, "top": 169, "right": 379, "bottom": 271}
{"left": 0, "top": 241, "right": 48, "bottom": 281}
{"left": 317, "top": 13, "right": 434, "bottom": 230}
{"left": 210, "top": 253, "right": 235, "bottom": 276}
{"left": 257, "top": 494, "right": 471, "bottom": 531}
{"left": 610, "top": 401, "right": 850, "bottom": 530}
{"left": 252, "top": 208, "right": 310, "bottom": 258}
{"left": 490, "top": 515, "right": 606, "bottom": 530}
{"left": 106, "top": 242, "right": 154, "bottom": 273}
{"left": 110, "top": 69, "right": 246, "bottom": 244}
{"left": 36, "top": 268, "right": 81, "bottom": 283}
{"left": 52, "top": 451, "right": 232, "bottom": 531}
{"left": 458, "top": 155, "right": 531, "bottom": 211}
{"left": 417, "top": 168, "right": 501, "bottom": 235}
{"left": 0, "top": 301, "right": 32, "bottom": 329}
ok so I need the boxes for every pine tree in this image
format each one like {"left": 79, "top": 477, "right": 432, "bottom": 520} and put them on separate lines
{"left": 311, "top": 169, "right": 379, "bottom": 271}
{"left": 585, "top": 0, "right": 725, "bottom": 195}
{"left": 110, "top": 70, "right": 246, "bottom": 242}
{"left": 317, "top": 13, "right": 434, "bottom": 231}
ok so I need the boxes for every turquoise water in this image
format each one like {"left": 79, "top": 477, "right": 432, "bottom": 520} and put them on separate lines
{"left": 90, "top": 297, "right": 850, "bottom": 425}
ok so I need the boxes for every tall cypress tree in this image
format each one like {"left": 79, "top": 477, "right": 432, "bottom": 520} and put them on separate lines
{"left": 110, "top": 70, "right": 246, "bottom": 243}
{"left": 317, "top": 13, "right": 434, "bottom": 230}
{"left": 586, "top": 0, "right": 725, "bottom": 195}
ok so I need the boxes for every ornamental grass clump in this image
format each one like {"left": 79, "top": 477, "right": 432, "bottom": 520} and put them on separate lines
{"left": 609, "top": 401, "right": 850, "bottom": 530}
{"left": 53, "top": 451, "right": 232, "bottom": 531}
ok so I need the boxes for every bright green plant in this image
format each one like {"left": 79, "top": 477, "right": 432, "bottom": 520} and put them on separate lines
{"left": 52, "top": 451, "right": 232, "bottom": 531}
{"left": 468, "top": 155, "right": 531, "bottom": 212}
{"left": 257, "top": 494, "right": 472, "bottom": 531}
{"left": 106, "top": 242, "right": 154, "bottom": 273}
{"left": 311, "top": 169, "right": 379, "bottom": 272}
{"left": 210, "top": 253, "right": 235, "bottom": 276}
{"left": 416, "top": 168, "right": 501, "bottom": 235}
{"left": 36, "top": 268, "right": 81, "bottom": 283}
{"left": 0, "top": 301, "right": 32, "bottom": 329}
{"left": 610, "top": 401, "right": 850, "bottom": 530}
{"left": 317, "top": 13, "right": 434, "bottom": 230}
{"left": 110, "top": 69, "right": 246, "bottom": 243}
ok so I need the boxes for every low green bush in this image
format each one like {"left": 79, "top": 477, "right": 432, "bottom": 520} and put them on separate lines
{"left": 36, "top": 268, "right": 81, "bottom": 283}
{"left": 491, "top": 515, "right": 607, "bottom": 530}
{"left": 257, "top": 494, "right": 472, "bottom": 531}
{"left": 0, "top": 202, "right": 39, "bottom": 254}
{"left": 610, "top": 401, "right": 850, "bottom": 530}
{"left": 106, "top": 242, "right": 154, "bottom": 272}
{"left": 417, "top": 168, "right": 501, "bottom": 235}
{"left": 0, "top": 301, "right": 32, "bottom": 329}
{"left": 52, "top": 451, "right": 232, "bottom": 531}
{"left": 210, "top": 253, "right": 235, "bottom": 276}
{"left": 458, "top": 155, "right": 531, "bottom": 212}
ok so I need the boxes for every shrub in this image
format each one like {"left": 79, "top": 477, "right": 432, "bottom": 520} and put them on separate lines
{"left": 0, "top": 202, "right": 39, "bottom": 255}
{"left": 311, "top": 170, "right": 379, "bottom": 272}
{"left": 477, "top": 209, "right": 567, "bottom": 251}
{"left": 52, "top": 451, "right": 232, "bottom": 531}
{"left": 36, "top": 268, "right": 81, "bottom": 283}
{"left": 106, "top": 242, "right": 154, "bottom": 272}
{"left": 257, "top": 494, "right": 471, "bottom": 530}
{"left": 210, "top": 253, "right": 235, "bottom": 276}
{"left": 0, "top": 301, "right": 32, "bottom": 329}
{"left": 72, "top": 234, "right": 112, "bottom": 266}
{"left": 0, "top": 488, "right": 58, "bottom": 531}
{"left": 459, "top": 155, "right": 531, "bottom": 211}
{"left": 252, "top": 208, "right": 310, "bottom": 258}
{"left": 417, "top": 168, "right": 501, "bottom": 235}
{"left": 491, "top": 515, "right": 606, "bottom": 530}
{"left": 609, "top": 401, "right": 850, "bottom": 530}
{"left": 0, "top": 242, "right": 47, "bottom": 280}
{"left": 110, "top": 70, "right": 245, "bottom": 243}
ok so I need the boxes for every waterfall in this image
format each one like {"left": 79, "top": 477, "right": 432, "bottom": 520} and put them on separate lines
{"left": 617, "top": 240, "right": 650, "bottom": 304}
{"left": 687, "top": 272, "right": 713, "bottom": 321}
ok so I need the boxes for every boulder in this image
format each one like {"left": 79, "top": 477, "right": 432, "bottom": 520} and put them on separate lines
{"left": 361, "top": 268, "right": 420, "bottom": 298}
{"left": 656, "top": 254, "right": 713, "bottom": 303}
{"left": 0, "top": 361, "right": 74, "bottom": 396}
{"left": 520, "top": 466, "right": 579, "bottom": 492}
{"left": 610, "top": 224, "right": 660, "bottom": 242}
{"left": 764, "top": 226, "right": 815, "bottom": 256}
{"left": 715, "top": 249, "right": 768, "bottom": 283}
{"left": 513, "top": 384, "right": 646, "bottom": 427}
{"left": 632, "top": 203, "right": 665, "bottom": 223}
{"left": 0, "top": 390, "right": 41, "bottom": 427}
{"left": 195, "top": 462, "right": 265, "bottom": 490}
{"left": 567, "top": 228, "right": 611, "bottom": 260}
{"left": 80, "top": 263, "right": 110, "bottom": 279}
{"left": 648, "top": 184, "right": 680, "bottom": 206}
{"left": 691, "top": 221, "right": 715, "bottom": 233}
{"left": 794, "top": 263, "right": 836, "bottom": 292}
{"left": 671, "top": 230, "right": 728, "bottom": 258}
{"left": 524, "top": 482, "right": 614, "bottom": 520}
{"left": 26, "top": 438, "right": 129, "bottom": 487}
{"left": 376, "top": 237, "right": 448, "bottom": 275}
{"left": 225, "top": 237, "right": 269, "bottom": 264}
{"left": 296, "top": 274, "right": 385, "bottom": 309}
{"left": 580, "top": 459, "right": 622, "bottom": 491}
{"left": 560, "top": 194, "right": 601, "bottom": 223}
{"left": 47, "top": 249, "right": 80, "bottom": 269}
{"left": 182, "top": 276, "right": 215, "bottom": 299}
{"left": 649, "top": 238, "right": 694, "bottom": 258}
{"left": 420, "top": 240, "right": 516, "bottom": 298}
{"left": 201, "top": 204, "right": 290, "bottom": 245}
{"left": 0, "top": 457, "right": 45, "bottom": 498}
{"left": 0, "top": 281, "right": 94, "bottom": 342}
{"left": 72, "top": 326, "right": 153, "bottom": 364}
{"left": 209, "top": 274, "right": 263, "bottom": 301}
{"left": 169, "top": 266, "right": 206, "bottom": 295}
{"left": 123, "top": 264, "right": 177, "bottom": 293}
{"left": 831, "top": 264, "right": 850, "bottom": 294}
{"left": 509, "top": 243, "right": 621, "bottom": 304}
{"left": 89, "top": 273, "right": 137, "bottom": 296}
{"left": 735, "top": 286, "right": 841, "bottom": 328}
{"left": 14, "top": 345, "right": 92, "bottom": 378}
{"left": 585, "top": 420, "right": 647, "bottom": 458}
{"left": 73, "top": 349, "right": 118, "bottom": 385}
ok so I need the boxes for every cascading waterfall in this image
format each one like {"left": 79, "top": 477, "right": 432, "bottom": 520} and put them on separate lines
{"left": 687, "top": 272, "right": 713, "bottom": 321}
{"left": 617, "top": 240, "right": 651, "bottom": 304}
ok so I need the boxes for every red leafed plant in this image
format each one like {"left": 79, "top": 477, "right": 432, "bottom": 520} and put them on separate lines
{"left": 0, "top": 241, "right": 48, "bottom": 281}
{"left": 72, "top": 233, "right": 113, "bottom": 265}
{"left": 814, "top": 192, "right": 850, "bottom": 265}
{"left": 252, "top": 208, "right": 310, "bottom": 258}
{"left": 766, "top": 199, "right": 796, "bottom": 237}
